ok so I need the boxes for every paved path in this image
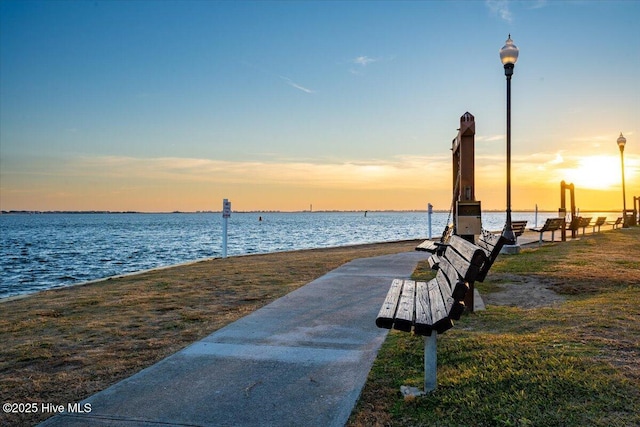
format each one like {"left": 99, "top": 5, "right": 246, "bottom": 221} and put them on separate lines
{"left": 40, "top": 250, "right": 429, "bottom": 427}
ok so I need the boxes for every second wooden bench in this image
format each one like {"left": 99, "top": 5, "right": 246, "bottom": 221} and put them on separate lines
{"left": 376, "top": 235, "right": 487, "bottom": 336}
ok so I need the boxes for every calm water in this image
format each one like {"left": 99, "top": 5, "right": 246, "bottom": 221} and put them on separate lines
{"left": 0, "top": 211, "right": 596, "bottom": 299}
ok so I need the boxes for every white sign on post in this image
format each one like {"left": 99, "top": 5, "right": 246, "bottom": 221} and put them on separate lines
{"left": 222, "top": 199, "right": 231, "bottom": 258}
{"left": 222, "top": 199, "right": 231, "bottom": 218}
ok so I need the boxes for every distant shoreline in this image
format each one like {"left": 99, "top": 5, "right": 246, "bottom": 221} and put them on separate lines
{"left": 0, "top": 209, "right": 625, "bottom": 215}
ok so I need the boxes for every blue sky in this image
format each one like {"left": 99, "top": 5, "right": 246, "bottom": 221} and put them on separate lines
{"left": 1, "top": 0, "right": 638, "bottom": 212}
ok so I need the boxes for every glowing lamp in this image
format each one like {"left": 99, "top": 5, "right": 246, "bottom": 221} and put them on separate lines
{"left": 500, "top": 35, "right": 519, "bottom": 76}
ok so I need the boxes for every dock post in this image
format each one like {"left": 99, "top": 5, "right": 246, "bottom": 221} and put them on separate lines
{"left": 428, "top": 203, "right": 433, "bottom": 239}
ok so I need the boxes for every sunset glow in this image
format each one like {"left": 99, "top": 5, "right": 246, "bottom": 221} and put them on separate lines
{"left": 1, "top": 1, "right": 638, "bottom": 212}
{"left": 563, "top": 156, "right": 627, "bottom": 191}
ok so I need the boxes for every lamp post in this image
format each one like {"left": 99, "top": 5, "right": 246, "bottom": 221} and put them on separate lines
{"left": 617, "top": 132, "right": 628, "bottom": 227}
{"left": 500, "top": 35, "right": 519, "bottom": 244}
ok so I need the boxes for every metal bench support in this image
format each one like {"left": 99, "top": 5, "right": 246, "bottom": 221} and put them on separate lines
{"left": 424, "top": 332, "right": 437, "bottom": 392}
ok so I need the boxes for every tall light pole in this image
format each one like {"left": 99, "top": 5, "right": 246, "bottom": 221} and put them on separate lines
{"left": 500, "top": 35, "right": 519, "bottom": 244}
{"left": 617, "top": 132, "right": 628, "bottom": 227}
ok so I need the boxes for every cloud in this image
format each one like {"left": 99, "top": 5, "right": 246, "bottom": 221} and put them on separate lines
{"left": 476, "top": 134, "right": 504, "bottom": 142}
{"left": 486, "top": 0, "right": 513, "bottom": 23}
{"left": 352, "top": 56, "right": 378, "bottom": 66}
{"left": 280, "top": 76, "right": 315, "bottom": 94}
{"left": 36, "top": 155, "right": 449, "bottom": 192}
{"left": 349, "top": 55, "right": 386, "bottom": 75}
{"left": 528, "top": 0, "right": 547, "bottom": 10}
{"left": 4, "top": 149, "right": 637, "bottom": 211}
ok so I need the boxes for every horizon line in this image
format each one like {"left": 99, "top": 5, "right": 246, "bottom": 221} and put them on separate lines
{"left": 1, "top": 209, "right": 627, "bottom": 215}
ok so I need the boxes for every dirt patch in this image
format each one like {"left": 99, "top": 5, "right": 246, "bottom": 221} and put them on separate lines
{"left": 481, "top": 273, "right": 567, "bottom": 308}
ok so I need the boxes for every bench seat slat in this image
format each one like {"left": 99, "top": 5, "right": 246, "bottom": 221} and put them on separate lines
{"left": 414, "top": 281, "right": 432, "bottom": 336}
{"left": 375, "top": 278, "right": 403, "bottom": 329}
{"left": 393, "top": 280, "right": 415, "bottom": 332}
{"left": 428, "top": 278, "right": 452, "bottom": 333}
{"left": 428, "top": 277, "right": 453, "bottom": 334}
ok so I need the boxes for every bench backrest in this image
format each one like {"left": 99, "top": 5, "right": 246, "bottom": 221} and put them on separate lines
{"left": 510, "top": 220, "right": 528, "bottom": 236}
{"left": 434, "top": 235, "right": 487, "bottom": 320}
{"left": 579, "top": 217, "right": 592, "bottom": 227}
{"left": 444, "top": 236, "right": 487, "bottom": 284}
{"left": 542, "top": 217, "right": 564, "bottom": 231}
{"left": 475, "top": 230, "right": 508, "bottom": 282}
{"left": 594, "top": 216, "right": 607, "bottom": 226}
{"left": 567, "top": 216, "right": 581, "bottom": 231}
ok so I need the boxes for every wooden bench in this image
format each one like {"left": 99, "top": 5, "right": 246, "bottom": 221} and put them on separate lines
{"left": 416, "top": 223, "right": 453, "bottom": 254}
{"left": 607, "top": 217, "right": 624, "bottom": 229}
{"left": 510, "top": 220, "right": 528, "bottom": 239}
{"left": 578, "top": 217, "right": 592, "bottom": 235}
{"left": 530, "top": 217, "right": 564, "bottom": 245}
{"left": 376, "top": 235, "right": 489, "bottom": 392}
{"left": 377, "top": 235, "right": 486, "bottom": 335}
{"left": 566, "top": 216, "right": 581, "bottom": 238}
{"left": 592, "top": 216, "right": 607, "bottom": 233}
{"left": 566, "top": 216, "right": 591, "bottom": 237}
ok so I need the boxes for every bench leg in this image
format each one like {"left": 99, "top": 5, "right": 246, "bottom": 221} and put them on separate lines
{"left": 424, "top": 332, "right": 437, "bottom": 392}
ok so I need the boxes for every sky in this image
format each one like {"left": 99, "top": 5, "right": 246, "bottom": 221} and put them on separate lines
{"left": 1, "top": 0, "right": 639, "bottom": 213}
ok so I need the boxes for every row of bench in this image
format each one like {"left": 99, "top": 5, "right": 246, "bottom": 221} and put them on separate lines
{"left": 417, "top": 216, "right": 623, "bottom": 250}
{"left": 531, "top": 215, "right": 624, "bottom": 244}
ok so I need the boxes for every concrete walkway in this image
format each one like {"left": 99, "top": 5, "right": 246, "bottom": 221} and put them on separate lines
{"left": 40, "top": 250, "right": 429, "bottom": 427}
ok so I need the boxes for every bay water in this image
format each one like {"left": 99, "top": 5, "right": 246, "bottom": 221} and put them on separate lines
{"left": 0, "top": 210, "right": 585, "bottom": 299}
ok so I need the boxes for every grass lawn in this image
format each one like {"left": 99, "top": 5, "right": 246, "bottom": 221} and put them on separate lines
{"left": 348, "top": 227, "right": 640, "bottom": 427}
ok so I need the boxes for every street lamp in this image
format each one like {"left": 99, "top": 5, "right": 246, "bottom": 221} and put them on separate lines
{"left": 617, "top": 132, "right": 628, "bottom": 227}
{"left": 500, "top": 34, "right": 519, "bottom": 244}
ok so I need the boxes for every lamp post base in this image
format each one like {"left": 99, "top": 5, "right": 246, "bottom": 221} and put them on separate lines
{"left": 500, "top": 244, "right": 521, "bottom": 255}
{"left": 502, "top": 217, "right": 517, "bottom": 246}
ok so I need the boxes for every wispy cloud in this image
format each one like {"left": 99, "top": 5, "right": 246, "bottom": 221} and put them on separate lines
{"left": 528, "top": 0, "right": 547, "bottom": 10}
{"left": 349, "top": 55, "right": 384, "bottom": 75}
{"left": 280, "top": 76, "right": 315, "bottom": 94}
{"left": 352, "top": 55, "right": 378, "bottom": 66}
{"left": 486, "top": 0, "right": 513, "bottom": 23}
{"left": 3, "top": 150, "right": 639, "bottom": 211}
{"left": 476, "top": 134, "right": 504, "bottom": 142}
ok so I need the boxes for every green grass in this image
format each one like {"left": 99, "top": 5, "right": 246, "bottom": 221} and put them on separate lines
{"left": 349, "top": 228, "right": 640, "bottom": 427}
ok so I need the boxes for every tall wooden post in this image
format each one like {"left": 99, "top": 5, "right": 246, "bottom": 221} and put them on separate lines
{"left": 452, "top": 112, "right": 480, "bottom": 243}
{"left": 560, "top": 181, "right": 576, "bottom": 241}
{"left": 452, "top": 112, "right": 481, "bottom": 312}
